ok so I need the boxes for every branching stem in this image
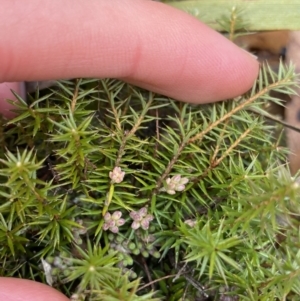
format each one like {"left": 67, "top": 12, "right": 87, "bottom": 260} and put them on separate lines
{"left": 192, "top": 127, "right": 252, "bottom": 183}
{"left": 114, "top": 93, "right": 154, "bottom": 167}
{"left": 71, "top": 79, "right": 80, "bottom": 113}
{"left": 189, "top": 78, "right": 292, "bottom": 144}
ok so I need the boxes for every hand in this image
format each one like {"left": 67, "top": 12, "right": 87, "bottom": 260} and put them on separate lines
{"left": 0, "top": 0, "right": 258, "bottom": 118}
{"left": 0, "top": 278, "right": 69, "bottom": 301}
{"left": 0, "top": 0, "right": 259, "bottom": 299}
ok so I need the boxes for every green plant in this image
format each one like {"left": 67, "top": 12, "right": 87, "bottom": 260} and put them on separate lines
{"left": 1, "top": 5, "right": 300, "bottom": 301}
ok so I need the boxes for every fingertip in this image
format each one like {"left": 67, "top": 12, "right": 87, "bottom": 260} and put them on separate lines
{"left": 0, "top": 0, "right": 260, "bottom": 106}
{"left": 0, "top": 278, "right": 69, "bottom": 301}
{"left": 118, "top": 1, "right": 260, "bottom": 103}
{"left": 204, "top": 40, "right": 260, "bottom": 102}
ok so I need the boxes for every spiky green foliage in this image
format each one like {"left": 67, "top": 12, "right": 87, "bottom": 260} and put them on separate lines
{"left": 0, "top": 8, "right": 300, "bottom": 300}
{"left": 0, "top": 60, "right": 299, "bottom": 300}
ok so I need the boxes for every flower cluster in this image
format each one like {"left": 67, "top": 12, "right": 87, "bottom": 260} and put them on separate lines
{"left": 130, "top": 207, "right": 153, "bottom": 230}
{"left": 102, "top": 211, "right": 125, "bottom": 233}
{"left": 160, "top": 175, "right": 189, "bottom": 195}
{"left": 109, "top": 166, "right": 125, "bottom": 184}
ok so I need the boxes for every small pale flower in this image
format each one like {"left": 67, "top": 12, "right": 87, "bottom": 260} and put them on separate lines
{"left": 138, "top": 207, "right": 147, "bottom": 216}
{"left": 116, "top": 218, "right": 125, "bottom": 227}
{"left": 161, "top": 175, "right": 189, "bottom": 194}
{"left": 131, "top": 220, "right": 141, "bottom": 230}
{"left": 112, "top": 211, "right": 122, "bottom": 220}
{"left": 102, "top": 211, "right": 125, "bottom": 233}
{"left": 109, "top": 166, "right": 125, "bottom": 184}
{"left": 184, "top": 219, "right": 197, "bottom": 228}
{"left": 110, "top": 225, "right": 119, "bottom": 233}
{"left": 130, "top": 207, "right": 154, "bottom": 230}
{"left": 102, "top": 223, "right": 110, "bottom": 231}
{"left": 104, "top": 212, "right": 112, "bottom": 221}
{"left": 141, "top": 218, "right": 151, "bottom": 230}
{"left": 70, "top": 293, "right": 86, "bottom": 301}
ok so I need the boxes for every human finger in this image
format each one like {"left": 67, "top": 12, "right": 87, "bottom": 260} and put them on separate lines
{"left": 0, "top": 0, "right": 258, "bottom": 107}
{"left": 0, "top": 277, "right": 69, "bottom": 301}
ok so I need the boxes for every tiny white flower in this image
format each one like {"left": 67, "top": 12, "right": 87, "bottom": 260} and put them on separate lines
{"left": 166, "top": 189, "right": 176, "bottom": 195}
{"left": 104, "top": 212, "right": 111, "bottom": 221}
{"left": 161, "top": 175, "right": 189, "bottom": 195}
{"left": 70, "top": 293, "right": 86, "bottom": 301}
{"left": 179, "top": 177, "right": 189, "bottom": 185}
{"left": 184, "top": 219, "right": 197, "bottom": 228}
{"left": 109, "top": 166, "right": 125, "bottom": 184}
{"left": 112, "top": 211, "right": 122, "bottom": 220}
{"left": 172, "top": 175, "right": 181, "bottom": 183}
{"left": 102, "top": 211, "right": 125, "bottom": 233}
{"left": 130, "top": 207, "right": 154, "bottom": 230}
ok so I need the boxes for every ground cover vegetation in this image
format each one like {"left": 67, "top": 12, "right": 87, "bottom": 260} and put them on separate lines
{"left": 0, "top": 5, "right": 300, "bottom": 301}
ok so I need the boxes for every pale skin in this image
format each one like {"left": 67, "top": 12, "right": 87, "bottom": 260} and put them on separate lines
{"left": 0, "top": 0, "right": 259, "bottom": 299}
